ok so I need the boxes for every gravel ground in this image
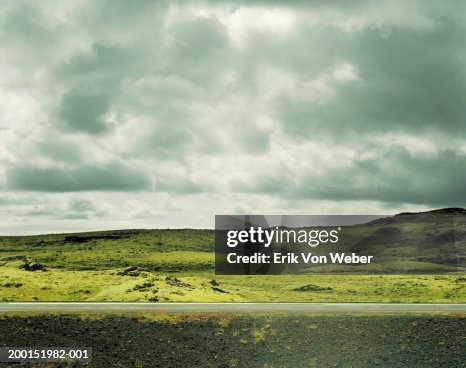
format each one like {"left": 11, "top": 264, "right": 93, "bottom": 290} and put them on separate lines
{"left": 0, "top": 314, "right": 464, "bottom": 367}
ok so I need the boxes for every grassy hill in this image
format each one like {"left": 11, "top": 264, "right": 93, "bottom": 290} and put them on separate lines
{"left": 309, "top": 208, "right": 466, "bottom": 273}
{"left": 0, "top": 209, "right": 465, "bottom": 302}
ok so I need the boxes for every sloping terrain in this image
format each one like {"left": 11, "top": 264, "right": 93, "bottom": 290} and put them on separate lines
{"left": 0, "top": 210, "right": 465, "bottom": 302}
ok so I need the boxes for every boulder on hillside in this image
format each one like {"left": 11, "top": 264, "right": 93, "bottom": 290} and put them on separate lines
{"left": 20, "top": 260, "right": 47, "bottom": 272}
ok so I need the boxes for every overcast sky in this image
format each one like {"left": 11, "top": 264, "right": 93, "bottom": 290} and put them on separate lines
{"left": 0, "top": 0, "right": 465, "bottom": 234}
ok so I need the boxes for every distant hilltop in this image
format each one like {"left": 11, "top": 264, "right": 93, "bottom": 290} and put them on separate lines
{"left": 395, "top": 208, "right": 466, "bottom": 216}
{"left": 366, "top": 207, "right": 466, "bottom": 226}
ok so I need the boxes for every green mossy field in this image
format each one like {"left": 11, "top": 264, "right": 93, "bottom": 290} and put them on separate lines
{"left": 0, "top": 216, "right": 465, "bottom": 302}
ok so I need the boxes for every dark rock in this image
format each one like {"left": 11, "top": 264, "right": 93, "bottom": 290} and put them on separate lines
{"left": 292, "top": 284, "right": 333, "bottom": 292}
{"left": 19, "top": 260, "right": 47, "bottom": 272}
{"left": 116, "top": 266, "right": 144, "bottom": 277}
{"left": 133, "top": 282, "right": 155, "bottom": 291}
{"left": 211, "top": 287, "right": 228, "bottom": 294}
{"left": 165, "top": 276, "right": 193, "bottom": 289}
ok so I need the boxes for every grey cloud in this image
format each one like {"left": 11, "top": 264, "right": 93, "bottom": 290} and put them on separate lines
{"left": 0, "top": 196, "right": 28, "bottom": 206}
{"left": 55, "top": 43, "right": 145, "bottom": 90}
{"left": 1, "top": 0, "right": 465, "bottom": 233}
{"left": 69, "top": 199, "right": 95, "bottom": 212}
{"left": 161, "top": 15, "right": 233, "bottom": 88}
{"left": 155, "top": 177, "right": 203, "bottom": 194}
{"left": 306, "top": 152, "right": 466, "bottom": 206}
{"left": 2, "top": 5, "right": 50, "bottom": 44}
{"left": 7, "top": 164, "right": 150, "bottom": 192}
{"left": 0, "top": 3, "right": 59, "bottom": 68}
{"left": 61, "top": 213, "right": 89, "bottom": 220}
{"left": 233, "top": 148, "right": 466, "bottom": 207}
{"left": 150, "top": 127, "right": 191, "bottom": 158}
{"left": 38, "top": 140, "right": 82, "bottom": 163}
{"left": 64, "top": 199, "right": 103, "bottom": 220}
{"left": 56, "top": 89, "right": 110, "bottom": 134}
{"left": 274, "top": 22, "right": 465, "bottom": 140}
{"left": 168, "top": 15, "right": 229, "bottom": 63}
{"left": 54, "top": 12, "right": 230, "bottom": 90}
{"left": 25, "top": 209, "right": 55, "bottom": 217}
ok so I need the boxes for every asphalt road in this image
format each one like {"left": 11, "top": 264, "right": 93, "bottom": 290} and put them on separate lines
{"left": 0, "top": 302, "right": 465, "bottom": 313}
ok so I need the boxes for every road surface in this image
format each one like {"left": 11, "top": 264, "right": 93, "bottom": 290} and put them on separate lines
{"left": 0, "top": 302, "right": 465, "bottom": 313}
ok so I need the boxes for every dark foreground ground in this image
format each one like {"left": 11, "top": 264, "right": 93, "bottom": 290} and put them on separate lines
{"left": 0, "top": 314, "right": 464, "bottom": 367}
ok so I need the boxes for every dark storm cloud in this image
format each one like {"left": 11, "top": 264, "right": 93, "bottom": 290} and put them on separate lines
{"left": 0, "top": 0, "right": 465, "bottom": 232}
{"left": 311, "top": 150, "right": 466, "bottom": 206}
{"left": 233, "top": 148, "right": 466, "bottom": 207}
{"left": 275, "top": 22, "right": 465, "bottom": 140}
{"left": 7, "top": 164, "right": 150, "bottom": 192}
{"left": 56, "top": 89, "right": 110, "bottom": 134}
